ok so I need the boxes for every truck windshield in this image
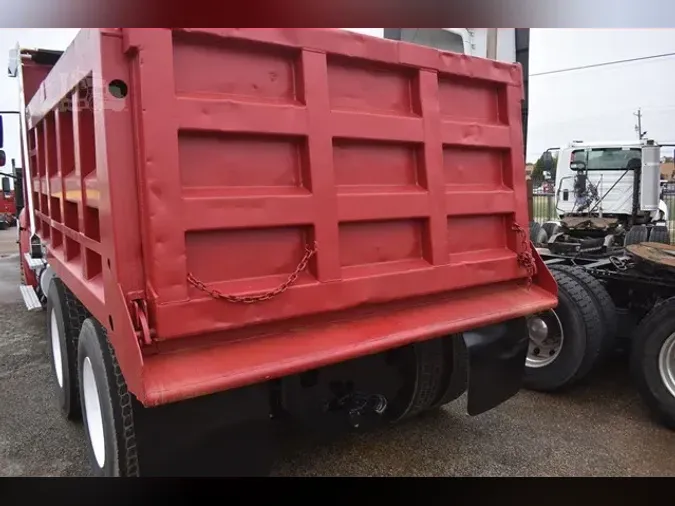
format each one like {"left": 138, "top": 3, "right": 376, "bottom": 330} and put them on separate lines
{"left": 571, "top": 148, "right": 641, "bottom": 171}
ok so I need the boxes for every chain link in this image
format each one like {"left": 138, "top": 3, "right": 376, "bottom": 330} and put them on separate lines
{"left": 187, "top": 242, "right": 318, "bottom": 304}
{"left": 512, "top": 222, "right": 537, "bottom": 288}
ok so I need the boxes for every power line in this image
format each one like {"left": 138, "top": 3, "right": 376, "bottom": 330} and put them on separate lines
{"left": 531, "top": 105, "right": 675, "bottom": 128}
{"left": 531, "top": 52, "right": 675, "bottom": 77}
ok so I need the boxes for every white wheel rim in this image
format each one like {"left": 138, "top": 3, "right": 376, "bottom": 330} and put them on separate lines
{"left": 658, "top": 332, "right": 675, "bottom": 398}
{"left": 82, "top": 357, "right": 106, "bottom": 468}
{"left": 50, "top": 309, "right": 63, "bottom": 388}
{"left": 526, "top": 310, "right": 564, "bottom": 368}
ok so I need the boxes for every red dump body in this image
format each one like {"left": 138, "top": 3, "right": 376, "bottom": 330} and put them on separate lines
{"left": 22, "top": 28, "right": 556, "bottom": 406}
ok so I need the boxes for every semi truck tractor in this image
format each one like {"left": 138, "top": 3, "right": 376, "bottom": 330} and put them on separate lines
{"left": 531, "top": 139, "right": 673, "bottom": 253}
{"left": 7, "top": 28, "right": 556, "bottom": 476}
{"left": 522, "top": 139, "right": 675, "bottom": 429}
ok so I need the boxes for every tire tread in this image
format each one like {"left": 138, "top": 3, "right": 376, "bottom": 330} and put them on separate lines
{"left": 549, "top": 265, "right": 617, "bottom": 358}
{"left": 103, "top": 328, "right": 140, "bottom": 477}
{"left": 649, "top": 226, "right": 670, "bottom": 245}
{"left": 625, "top": 225, "right": 649, "bottom": 246}
{"left": 630, "top": 297, "right": 675, "bottom": 429}
{"left": 552, "top": 270, "right": 604, "bottom": 384}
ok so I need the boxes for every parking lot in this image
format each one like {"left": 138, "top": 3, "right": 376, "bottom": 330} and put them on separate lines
{"left": 1, "top": 227, "right": 675, "bottom": 477}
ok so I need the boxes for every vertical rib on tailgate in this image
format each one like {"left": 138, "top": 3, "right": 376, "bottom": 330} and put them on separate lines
{"left": 127, "top": 28, "right": 552, "bottom": 345}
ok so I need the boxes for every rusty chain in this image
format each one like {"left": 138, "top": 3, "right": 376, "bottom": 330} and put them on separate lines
{"left": 512, "top": 222, "right": 537, "bottom": 288}
{"left": 187, "top": 242, "right": 318, "bottom": 304}
{"left": 189, "top": 224, "right": 536, "bottom": 299}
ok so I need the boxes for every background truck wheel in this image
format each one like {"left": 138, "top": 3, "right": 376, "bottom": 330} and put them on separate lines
{"left": 46, "top": 278, "right": 89, "bottom": 420}
{"left": 524, "top": 270, "right": 604, "bottom": 392}
{"left": 630, "top": 297, "right": 675, "bottom": 429}
{"left": 529, "top": 222, "right": 548, "bottom": 246}
{"left": 649, "top": 226, "right": 671, "bottom": 245}
{"left": 625, "top": 225, "right": 649, "bottom": 246}
{"left": 549, "top": 265, "right": 617, "bottom": 359}
{"left": 78, "top": 318, "right": 139, "bottom": 477}
{"left": 386, "top": 339, "right": 445, "bottom": 422}
{"left": 542, "top": 221, "right": 561, "bottom": 238}
{"left": 0, "top": 221, "right": 7, "bottom": 231}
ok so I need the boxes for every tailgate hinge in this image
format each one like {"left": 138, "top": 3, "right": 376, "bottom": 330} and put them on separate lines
{"left": 130, "top": 299, "right": 154, "bottom": 347}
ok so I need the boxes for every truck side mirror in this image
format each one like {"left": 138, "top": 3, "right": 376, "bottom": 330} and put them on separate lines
{"left": 1, "top": 176, "right": 10, "bottom": 193}
{"left": 0, "top": 150, "right": 5, "bottom": 167}
{"left": 541, "top": 151, "right": 554, "bottom": 172}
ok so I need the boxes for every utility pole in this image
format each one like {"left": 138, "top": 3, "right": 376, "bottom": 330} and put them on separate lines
{"left": 634, "top": 108, "right": 647, "bottom": 139}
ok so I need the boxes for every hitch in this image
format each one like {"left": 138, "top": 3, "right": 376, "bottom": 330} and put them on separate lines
{"left": 325, "top": 392, "right": 388, "bottom": 429}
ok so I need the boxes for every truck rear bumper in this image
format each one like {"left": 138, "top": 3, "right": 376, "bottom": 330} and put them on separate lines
{"left": 140, "top": 280, "right": 556, "bottom": 407}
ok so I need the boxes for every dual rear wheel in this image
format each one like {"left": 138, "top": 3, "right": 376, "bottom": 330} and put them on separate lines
{"left": 46, "top": 278, "right": 470, "bottom": 476}
{"left": 625, "top": 224, "right": 671, "bottom": 247}
{"left": 45, "top": 278, "right": 137, "bottom": 476}
{"left": 525, "top": 264, "right": 675, "bottom": 431}
{"left": 524, "top": 266, "right": 615, "bottom": 391}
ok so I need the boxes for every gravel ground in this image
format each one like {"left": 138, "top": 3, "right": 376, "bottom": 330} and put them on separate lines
{"left": 2, "top": 227, "right": 675, "bottom": 477}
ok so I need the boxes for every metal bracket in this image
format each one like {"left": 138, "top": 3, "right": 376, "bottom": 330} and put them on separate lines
{"left": 130, "top": 299, "right": 153, "bottom": 347}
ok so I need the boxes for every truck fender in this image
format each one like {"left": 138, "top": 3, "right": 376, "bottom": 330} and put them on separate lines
{"left": 651, "top": 200, "right": 669, "bottom": 223}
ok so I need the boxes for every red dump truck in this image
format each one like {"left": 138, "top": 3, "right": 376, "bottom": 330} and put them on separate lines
{"left": 7, "top": 28, "right": 557, "bottom": 476}
{"left": 0, "top": 186, "right": 15, "bottom": 228}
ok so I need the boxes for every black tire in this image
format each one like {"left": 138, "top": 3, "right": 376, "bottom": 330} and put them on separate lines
{"left": 46, "top": 277, "right": 89, "bottom": 420}
{"left": 0, "top": 221, "right": 7, "bottom": 231}
{"left": 78, "top": 318, "right": 139, "bottom": 477}
{"left": 535, "top": 228, "right": 548, "bottom": 245}
{"left": 630, "top": 297, "right": 675, "bottom": 429}
{"left": 649, "top": 226, "right": 671, "bottom": 245}
{"left": 549, "top": 265, "right": 617, "bottom": 358}
{"left": 625, "top": 225, "right": 649, "bottom": 246}
{"left": 429, "top": 335, "right": 468, "bottom": 409}
{"left": 524, "top": 269, "right": 604, "bottom": 392}
{"left": 542, "top": 221, "right": 561, "bottom": 238}
{"left": 529, "top": 222, "right": 548, "bottom": 245}
{"left": 387, "top": 339, "right": 444, "bottom": 422}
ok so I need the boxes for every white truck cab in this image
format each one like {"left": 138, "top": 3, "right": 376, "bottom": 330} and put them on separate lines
{"left": 550, "top": 139, "right": 669, "bottom": 223}
{"left": 341, "top": 29, "right": 517, "bottom": 62}
{"left": 538, "top": 139, "right": 674, "bottom": 250}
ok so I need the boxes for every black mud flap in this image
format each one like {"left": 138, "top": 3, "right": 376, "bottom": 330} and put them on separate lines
{"left": 132, "top": 384, "right": 275, "bottom": 476}
{"left": 463, "top": 317, "right": 528, "bottom": 416}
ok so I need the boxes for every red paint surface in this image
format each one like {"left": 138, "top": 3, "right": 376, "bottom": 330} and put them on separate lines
{"left": 22, "top": 29, "right": 556, "bottom": 406}
{"left": 0, "top": 191, "right": 15, "bottom": 216}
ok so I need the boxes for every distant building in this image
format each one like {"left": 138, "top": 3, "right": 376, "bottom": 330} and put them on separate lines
{"left": 662, "top": 161, "right": 675, "bottom": 180}
{"left": 525, "top": 163, "right": 534, "bottom": 176}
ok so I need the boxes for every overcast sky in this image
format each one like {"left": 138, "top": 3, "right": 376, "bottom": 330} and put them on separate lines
{"left": 0, "top": 28, "right": 673, "bottom": 172}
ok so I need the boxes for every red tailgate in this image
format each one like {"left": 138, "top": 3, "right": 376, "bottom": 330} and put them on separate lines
{"left": 124, "top": 28, "right": 549, "bottom": 343}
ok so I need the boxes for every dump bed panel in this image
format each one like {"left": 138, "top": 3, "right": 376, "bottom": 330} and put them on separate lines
{"left": 123, "top": 28, "right": 531, "bottom": 340}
